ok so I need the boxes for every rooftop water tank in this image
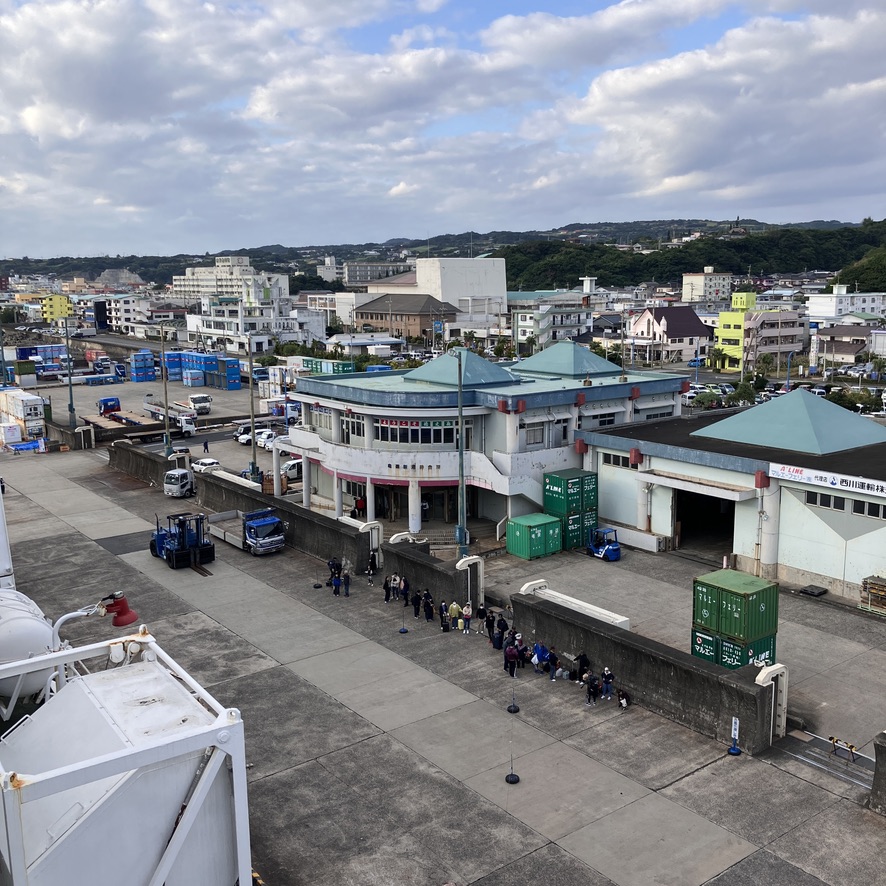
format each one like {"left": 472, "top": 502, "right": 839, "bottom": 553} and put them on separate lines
{"left": 0, "top": 591, "right": 53, "bottom": 697}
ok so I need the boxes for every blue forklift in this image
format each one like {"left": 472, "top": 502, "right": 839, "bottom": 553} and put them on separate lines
{"left": 586, "top": 527, "right": 621, "bottom": 561}
{"left": 150, "top": 513, "right": 216, "bottom": 569}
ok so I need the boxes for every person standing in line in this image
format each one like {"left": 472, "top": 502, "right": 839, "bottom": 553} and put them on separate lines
{"left": 476, "top": 602, "right": 487, "bottom": 635}
{"left": 502, "top": 630, "right": 516, "bottom": 672}
{"left": 448, "top": 599, "right": 462, "bottom": 630}
{"left": 532, "top": 641, "right": 548, "bottom": 674}
{"left": 485, "top": 610, "right": 496, "bottom": 643}
{"left": 585, "top": 672, "right": 600, "bottom": 707}
{"left": 342, "top": 571, "right": 350, "bottom": 597}
{"left": 401, "top": 575, "right": 410, "bottom": 607}
{"left": 203, "top": 438, "right": 209, "bottom": 453}
{"left": 514, "top": 634, "right": 528, "bottom": 668}
{"left": 423, "top": 591, "right": 435, "bottom": 622}
{"left": 439, "top": 600, "right": 448, "bottom": 629}
{"left": 505, "top": 642, "right": 519, "bottom": 678}
{"left": 461, "top": 601, "right": 472, "bottom": 634}
{"left": 548, "top": 646, "right": 560, "bottom": 681}
{"left": 601, "top": 667, "right": 615, "bottom": 699}
{"left": 332, "top": 573, "right": 341, "bottom": 597}
{"left": 411, "top": 589, "right": 421, "bottom": 619}
{"left": 576, "top": 651, "right": 591, "bottom": 685}
{"left": 391, "top": 572, "right": 401, "bottom": 601}
{"left": 496, "top": 613, "right": 509, "bottom": 635}
{"left": 367, "top": 550, "right": 377, "bottom": 578}
{"left": 383, "top": 576, "right": 391, "bottom": 603}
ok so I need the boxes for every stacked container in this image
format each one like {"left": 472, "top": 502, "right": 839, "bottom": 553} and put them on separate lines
{"left": 542, "top": 468, "right": 599, "bottom": 549}
{"left": 691, "top": 569, "right": 779, "bottom": 670}
{"left": 182, "top": 369, "right": 205, "bottom": 388}
{"left": 164, "top": 351, "right": 182, "bottom": 382}
{"left": 128, "top": 349, "right": 156, "bottom": 383}
{"left": 506, "top": 513, "right": 562, "bottom": 560}
{"left": 0, "top": 389, "right": 45, "bottom": 439}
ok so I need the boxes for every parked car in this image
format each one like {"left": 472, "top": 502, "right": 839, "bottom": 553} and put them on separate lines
{"left": 237, "top": 431, "right": 253, "bottom": 445}
{"left": 720, "top": 383, "right": 735, "bottom": 395}
{"left": 191, "top": 458, "right": 221, "bottom": 473}
{"left": 256, "top": 430, "right": 278, "bottom": 449}
{"left": 689, "top": 383, "right": 706, "bottom": 393}
{"left": 810, "top": 387, "right": 827, "bottom": 397}
{"left": 687, "top": 357, "right": 706, "bottom": 368}
{"left": 680, "top": 392, "right": 698, "bottom": 407}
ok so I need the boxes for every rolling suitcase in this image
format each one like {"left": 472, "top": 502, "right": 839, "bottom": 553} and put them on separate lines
{"left": 442, "top": 621, "right": 451, "bottom": 632}
{"left": 458, "top": 618, "right": 465, "bottom": 631}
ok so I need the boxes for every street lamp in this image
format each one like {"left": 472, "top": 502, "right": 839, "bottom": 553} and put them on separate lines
{"left": 247, "top": 332, "right": 260, "bottom": 483}
{"left": 159, "top": 321, "right": 172, "bottom": 456}
{"left": 64, "top": 317, "right": 75, "bottom": 428}
{"left": 785, "top": 351, "right": 795, "bottom": 392}
{"left": 455, "top": 350, "right": 468, "bottom": 557}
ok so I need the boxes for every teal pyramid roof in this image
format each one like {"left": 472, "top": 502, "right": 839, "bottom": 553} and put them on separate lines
{"left": 403, "top": 349, "right": 519, "bottom": 387}
{"left": 692, "top": 389, "right": 886, "bottom": 455}
{"left": 516, "top": 342, "right": 621, "bottom": 378}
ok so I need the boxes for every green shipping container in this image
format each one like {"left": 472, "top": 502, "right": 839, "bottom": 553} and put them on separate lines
{"left": 545, "top": 518, "right": 562, "bottom": 555}
{"left": 543, "top": 468, "right": 599, "bottom": 515}
{"left": 691, "top": 628, "right": 718, "bottom": 663}
{"left": 582, "top": 472, "right": 598, "bottom": 509}
{"left": 581, "top": 509, "right": 598, "bottom": 542}
{"left": 506, "top": 514, "right": 561, "bottom": 560}
{"left": 694, "top": 569, "right": 779, "bottom": 642}
{"left": 718, "top": 634, "right": 777, "bottom": 670}
{"left": 692, "top": 581, "right": 720, "bottom": 632}
{"left": 561, "top": 513, "right": 583, "bottom": 549}
{"left": 543, "top": 470, "right": 584, "bottom": 516}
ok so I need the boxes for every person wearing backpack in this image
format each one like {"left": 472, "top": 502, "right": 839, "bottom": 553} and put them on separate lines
{"left": 548, "top": 646, "right": 560, "bottom": 682}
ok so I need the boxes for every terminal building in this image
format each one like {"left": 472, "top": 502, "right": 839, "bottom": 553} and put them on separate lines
{"left": 576, "top": 391, "right": 886, "bottom": 601}
{"left": 274, "top": 343, "right": 686, "bottom": 533}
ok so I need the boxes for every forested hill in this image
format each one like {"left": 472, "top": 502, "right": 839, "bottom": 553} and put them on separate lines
{"left": 496, "top": 220, "right": 886, "bottom": 291}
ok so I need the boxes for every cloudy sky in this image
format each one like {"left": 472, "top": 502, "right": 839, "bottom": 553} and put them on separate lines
{"left": 1, "top": 0, "right": 883, "bottom": 258}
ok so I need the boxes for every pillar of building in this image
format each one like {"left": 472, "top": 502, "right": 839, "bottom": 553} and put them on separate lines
{"left": 330, "top": 408, "right": 341, "bottom": 444}
{"left": 870, "top": 731, "right": 886, "bottom": 816}
{"left": 302, "top": 460, "right": 311, "bottom": 509}
{"left": 333, "top": 471, "right": 343, "bottom": 518}
{"left": 760, "top": 480, "right": 780, "bottom": 581}
{"left": 366, "top": 477, "right": 376, "bottom": 522}
{"left": 272, "top": 446, "right": 282, "bottom": 497}
{"left": 407, "top": 480, "right": 422, "bottom": 534}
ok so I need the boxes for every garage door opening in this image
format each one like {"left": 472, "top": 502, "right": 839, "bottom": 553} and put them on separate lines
{"left": 674, "top": 489, "right": 734, "bottom": 561}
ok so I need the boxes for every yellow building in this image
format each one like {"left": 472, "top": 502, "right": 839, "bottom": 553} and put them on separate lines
{"left": 36, "top": 294, "right": 73, "bottom": 323}
{"left": 714, "top": 292, "right": 804, "bottom": 375}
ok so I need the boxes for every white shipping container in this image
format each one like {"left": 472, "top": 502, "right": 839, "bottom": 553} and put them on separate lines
{"left": 0, "top": 423, "right": 21, "bottom": 444}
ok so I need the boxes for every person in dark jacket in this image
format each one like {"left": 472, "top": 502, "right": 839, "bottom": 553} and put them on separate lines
{"left": 515, "top": 634, "right": 529, "bottom": 668}
{"left": 476, "top": 603, "right": 487, "bottom": 635}
{"left": 401, "top": 575, "right": 410, "bottom": 607}
{"left": 439, "top": 600, "right": 449, "bottom": 630}
{"left": 576, "top": 651, "right": 591, "bottom": 684}
{"left": 485, "top": 611, "right": 495, "bottom": 643}
{"left": 411, "top": 590, "right": 421, "bottom": 619}
{"left": 423, "top": 592, "right": 435, "bottom": 622}
{"left": 617, "top": 688, "right": 631, "bottom": 711}
{"left": 601, "top": 667, "right": 615, "bottom": 699}
{"left": 585, "top": 672, "right": 600, "bottom": 707}
{"left": 496, "top": 613, "right": 509, "bottom": 634}
{"left": 548, "top": 646, "right": 560, "bottom": 681}
{"left": 383, "top": 576, "right": 391, "bottom": 603}
{"left": 505, "top": 643, "right": 519, "bottom": 678}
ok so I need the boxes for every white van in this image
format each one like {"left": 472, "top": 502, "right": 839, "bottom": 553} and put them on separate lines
{"left": 280, "top": 458, "right": 303, "bottom": 482}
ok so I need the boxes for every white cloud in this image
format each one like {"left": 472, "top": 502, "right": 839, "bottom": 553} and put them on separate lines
{"left": 0, "top": 0, "right": 883, "bottom": 257}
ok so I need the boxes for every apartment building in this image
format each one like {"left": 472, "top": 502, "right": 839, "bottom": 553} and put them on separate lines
{"left": 682, "top": 267, "right": 733, "bottom": 302}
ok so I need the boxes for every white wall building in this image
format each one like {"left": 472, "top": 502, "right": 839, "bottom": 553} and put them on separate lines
{"left": 682, "top": 267, "right": 733, "bottom": 302}
{"left": 805, "top": 285, "right": 886, "bottom": 322}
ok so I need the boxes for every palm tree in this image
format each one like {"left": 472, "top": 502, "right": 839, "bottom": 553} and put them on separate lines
{"left": 524, "top": 334, "right": 537, "bottom": 355}
{"left": 708, "top": 347, "right": 726, "bottom": 371}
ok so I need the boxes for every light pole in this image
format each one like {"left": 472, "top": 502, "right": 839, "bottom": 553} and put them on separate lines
{"left": 455, "top": 350, "right": 468, "bottom": 557}
{"left": 786, "top": 351, "right": 795, "bottom": 392}
{"left": 159, "top": 321, "right": 172, "bottom": 456}
{"left": 247, "top": 332, "right": 260, "bottom": 483}
{"left": 64, "top": 318, "right": 75, "bottom": 428}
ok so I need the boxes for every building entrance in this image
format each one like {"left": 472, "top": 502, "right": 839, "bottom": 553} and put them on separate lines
{"left": 674, "top": 489, "right": 734, "bottom": 561}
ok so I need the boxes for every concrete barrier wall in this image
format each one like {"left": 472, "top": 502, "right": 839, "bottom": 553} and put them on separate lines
{"left": 512, "top": 594, "right": 773, "bottom": 754}
{"left": 108, "top": 442, "right": 472, "bottom": 600}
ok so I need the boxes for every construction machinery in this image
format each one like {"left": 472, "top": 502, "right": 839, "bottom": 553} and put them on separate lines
{"left": 150, "top": 512, "right": 216, "bottom": 569}
{"left": 587, "top": 527, "right": 622, "bottom": 561}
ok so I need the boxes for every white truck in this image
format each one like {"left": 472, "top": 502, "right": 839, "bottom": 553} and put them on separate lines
{"left": 208, "top": 508, "right": 287, "bottom": 555}
{"left": 143, "top": 394, "right": 198, "bottom": 436}
{"left": 174, "top": 393, "right": 213, "bottom": 415}
{"left": 163, "top": 467, "right": 195, "bottom": 497}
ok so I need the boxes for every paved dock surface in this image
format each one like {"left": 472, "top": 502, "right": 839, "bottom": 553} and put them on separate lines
{"left": 5, "top": 448, "right": 886, "bottom": 886}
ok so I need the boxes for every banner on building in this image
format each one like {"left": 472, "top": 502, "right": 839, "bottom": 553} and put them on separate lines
{"left": 769, "top": 463, "right": 886, "bottom": 498}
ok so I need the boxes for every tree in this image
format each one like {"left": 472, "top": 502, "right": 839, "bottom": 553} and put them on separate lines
{"left": 707, "top": 347, "right": 726, "bottom": 371}
{"left": 524, "top": 334, "right": 537, "bottom": 355}
{"left": 726, "top": 382, "right": 756, "bottom": 406}
{"left": 693, "top": 391, "right": 721, "bottom": 409}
